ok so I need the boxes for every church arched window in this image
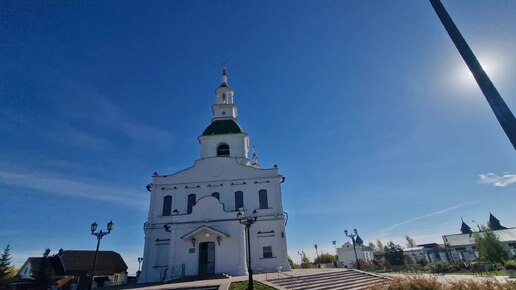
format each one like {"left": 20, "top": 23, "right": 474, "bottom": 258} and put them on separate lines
{"left": 259, "top": 190, "right": 268, "bottom": 209}
{"left": 234, "top": 191, "right": 243, "bottom": 211}
{"left": 212, "top": 192, "right": 220, "bottom": 200}
{"left": 162, "top": 195, "right": 172, "bottom": 216}
{"left": 217, "top": 144, "right": 230, "bottom": 157}
{"left": 187, "top": 194, "right": 196, "bottom": 214}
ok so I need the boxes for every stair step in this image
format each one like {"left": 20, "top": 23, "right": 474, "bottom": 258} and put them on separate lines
{"left": 309, "top": 276, "right": 384, "bottom": 289}
{"left": 268, "top": 269, "right": 388, "bottom": 290}
{"left": 270, "top": 270, "right": 366, "bottom": 285}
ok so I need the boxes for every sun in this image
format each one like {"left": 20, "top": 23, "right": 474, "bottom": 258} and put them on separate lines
{"left": 455, "top": 55, "right": 501, "bottom": 89}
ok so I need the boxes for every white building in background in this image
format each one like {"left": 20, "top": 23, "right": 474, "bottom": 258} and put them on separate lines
{"left": 403, "top": 244, "right": 449, "bottom": 264}
{"left": 336, "top": 242, "right": 374, "bottom": 268}
{"left": 442, "top": 214, "right": 516, "bottom": 262}
{"left": 138, "top": 67, "right": 291, "bottom": 283}
{"left": 443, "top": 228, "right": 516, "bottom": 262}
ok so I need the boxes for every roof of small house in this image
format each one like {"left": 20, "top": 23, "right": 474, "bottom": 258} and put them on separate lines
{"left": 59, "top": 250, "right": 127, "bottom": 276}
{"left": 403, "top": 247, "right": 425, "bottom": 252}
{"left": 25, "top": 256, "right": 65, "bottom": 277}
{"left": 417, "top": 243, "right": 445, "bottom": 249}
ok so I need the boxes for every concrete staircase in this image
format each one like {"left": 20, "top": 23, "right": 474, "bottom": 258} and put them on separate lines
{"left": 267, "top": 269, "right": 388, "bottom": 290}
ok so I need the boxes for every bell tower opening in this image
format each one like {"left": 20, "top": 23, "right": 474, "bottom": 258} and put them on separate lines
{"left": 216, "top": 144, "right": 230, "bottom": 157}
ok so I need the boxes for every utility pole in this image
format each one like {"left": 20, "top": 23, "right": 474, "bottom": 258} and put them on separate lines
{"left": 429, "top": 0, "right": 516, "bottom": 151}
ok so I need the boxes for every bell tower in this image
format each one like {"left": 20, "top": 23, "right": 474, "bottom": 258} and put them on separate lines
{"left": 212, "top": 66, "right": 237, "bottom": 120}
{"left": 198, "top": 66, "right": 250, "bottom": 163}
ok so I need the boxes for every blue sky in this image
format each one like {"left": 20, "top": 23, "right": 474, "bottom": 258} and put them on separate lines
{"left": 1, "top": 0, "right": 516, "bottom": 274}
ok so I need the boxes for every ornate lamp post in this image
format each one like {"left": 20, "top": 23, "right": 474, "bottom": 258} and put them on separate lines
{"left": 89, "top": 221, "right": 113, "bottom": 290}
{"left": 237, "top": 209, "right": 258, "bottom": 290}
{"left": 344, "top": 228, "right": 360, "bottom": 270}
{"left": 314, "top": 244, "right": 319, "bottom": 259}
{"left": 297, "top": 250, "right": 305, "bottom": 266}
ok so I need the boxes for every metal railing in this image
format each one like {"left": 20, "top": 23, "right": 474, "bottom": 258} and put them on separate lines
{"left": 265, "top": 270, "right": 310, "bottom": 290}
{"left": 161, "top": 264, "right": 186, "bottom": 282}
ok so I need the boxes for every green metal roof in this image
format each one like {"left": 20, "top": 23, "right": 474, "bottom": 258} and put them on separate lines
{"left": 202, "top": 119, "right": 243, "bottom": 136}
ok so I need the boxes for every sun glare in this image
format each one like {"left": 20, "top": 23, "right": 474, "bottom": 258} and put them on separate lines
{"left": 455, "top": 56, "right": 502, "bottom": 89}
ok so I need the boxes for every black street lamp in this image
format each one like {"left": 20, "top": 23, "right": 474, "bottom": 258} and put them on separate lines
{"left": 237, "top": 209, "right": 258, "bottom": 290}
{"left": 297, "top": 250, "right": 305, "bottom": 265}
{"left": 344, "top": 228, "right": 360, "bottom": 270}
{"left": 89, "top": 221, "right": 113, "bottom": 290}
{"left": 314, "top": 244, "right": 319, "bottom": 259}
{"left": 137, "top": 257, "right": 143, "bottom": 278}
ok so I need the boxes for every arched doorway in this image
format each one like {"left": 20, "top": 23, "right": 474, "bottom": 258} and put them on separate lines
{"left": 198, "top": 242, "right": 215, "bottom": 276}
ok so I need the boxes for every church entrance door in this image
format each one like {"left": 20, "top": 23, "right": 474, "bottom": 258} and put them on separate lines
{"left": 198, "top": 242, "right": 215, "bottom": 276}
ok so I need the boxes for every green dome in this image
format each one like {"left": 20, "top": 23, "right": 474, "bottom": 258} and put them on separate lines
{"left": 202, "top": 119, "right": 243, "bottom": 136}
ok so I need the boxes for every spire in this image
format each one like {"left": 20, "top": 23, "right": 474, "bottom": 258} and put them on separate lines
{"left": 212, "top": 65, "right": 236, "bottom": 119}
{"left": 221, "top": 65, "right": 228, "bottom": 86}
{"left": 488, "top": 213, "right": 507, "bottom": 231}
{"left": 460, "top": 217, "right": 473, "bottom": 234}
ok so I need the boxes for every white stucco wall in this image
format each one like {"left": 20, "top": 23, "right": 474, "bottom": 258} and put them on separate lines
{"left": 198, "top": 134, "right": 250, "bottom": 161}
{"left": 336, "top": 242, "right": 369, "bottom": 268}
{"left": 139, "top": 157, "right": 290, "bottom": 283}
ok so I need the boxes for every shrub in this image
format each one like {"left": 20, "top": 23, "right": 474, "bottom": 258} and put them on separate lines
{"left": 366, "top": 276, "right": 442, "bottom": 290}
{"left": 448, "top": 279, "right": 516, "bottom": 290}
{"left": 314, "top": 253, "right": 336, "bottom": 264}
{"left": 366, "top": 277, "right": 516, "bottom": 290}
{"left": 427, "top": 261, "right": 450, "bottom": 274}
{"left": 469, "top": 261, "right": 503, "bottom": 273}
{"left": 447, "top": 261, "right": 469, "bottom": 272}
{"left": 505, "top": 260, "right": 516, "bottom": 270}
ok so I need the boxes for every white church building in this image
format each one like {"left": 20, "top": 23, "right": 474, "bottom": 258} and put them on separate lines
{"left": 138, "top": 67, "right": 291, "bottom": 283}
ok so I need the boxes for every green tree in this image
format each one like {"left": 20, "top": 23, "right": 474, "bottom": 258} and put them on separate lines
{"left": 375, "top": 239, "right": 384, "bottom": 255}
{"left": 287, "top": 256, "right": 296, "bottom": 269}
{"left": 383, "top": 242, "right": 404, "bottom": 266}
{"left": 405, "top": 235, "right": 417, "bottom": 248}
{"left": 314, "top": 253, "right": 336, "bottom": 264}
{"left": 474, "top": 229, "right": 508, "bottom": 263}
{"left": 0, "top": 244, "right": 14, "bottom": 286}
{"left": 368, "top": 242, "right": 376, "bottom": 252}
{"left": 300, "top": 252, "right": 311, "bottom": 269}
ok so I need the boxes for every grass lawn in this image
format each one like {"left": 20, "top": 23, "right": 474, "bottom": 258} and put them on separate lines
{"left": 229, "top": 281, "right": 277, "bottom": 290}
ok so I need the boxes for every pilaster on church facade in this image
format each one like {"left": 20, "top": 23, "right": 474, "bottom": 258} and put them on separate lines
{"left": 138, "top": 67, "right": 290, "bottom": 283}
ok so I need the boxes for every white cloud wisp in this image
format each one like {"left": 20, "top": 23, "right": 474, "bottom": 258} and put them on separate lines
{"left": 0, "top": 171, "right": 146, "bottom": 209}
{"left": 479, "top": 172, "right": 516, "bottom": 187}
{"left": 376, "top": 203, "right": 471, "bottom": 235}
